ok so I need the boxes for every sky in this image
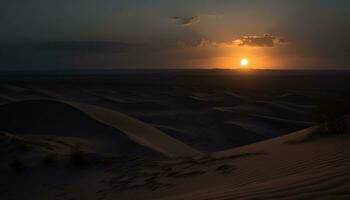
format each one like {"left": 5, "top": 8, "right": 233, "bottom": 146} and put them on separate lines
{"left": 0, "top": 0, "right": 350, "bottom": 70}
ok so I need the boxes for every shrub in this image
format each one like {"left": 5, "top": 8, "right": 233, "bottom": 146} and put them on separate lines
{"left": 42, "top": 154, "right": 58, "bottom": 167}
{"left": 70, "top": 145, "right": 86, "bottom": 166}
{"left": 16, "top": 141, "right": 31, "bottom": 152}
{"left": 10, "top": 157, "right": 27, "bottom": 172}
{"left": 216, "top": 164, "right": 233, "bottom": 174}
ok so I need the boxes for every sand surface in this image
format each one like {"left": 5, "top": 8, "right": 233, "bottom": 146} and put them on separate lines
{"left": 1, "top": 71, "right": 349, "bottom": 200}
{"left": 1, "top": 125, "right": 350, "bottom": 200}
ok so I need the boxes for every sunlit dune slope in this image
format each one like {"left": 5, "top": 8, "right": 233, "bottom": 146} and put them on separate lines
{"left": 66, "top": 101, "right": 201, "bottom": 157}
{"left": 0, "top": 100, "right": 200, "bottom": 157}
{"left": 0, "top": 100, "right": 153, "bottom": 155}
{"left": 154, "top": 126, "right": 350, "bottom": 200}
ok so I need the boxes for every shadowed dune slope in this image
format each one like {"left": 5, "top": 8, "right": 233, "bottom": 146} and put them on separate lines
{"left": 214, "top": 100, "right": 311, "bottom": 121}
{"left": 0, "top": 100, "right": 153, "bottom": 155}
{"left": 0, "top": 100, "right": 200, "bottom": 157}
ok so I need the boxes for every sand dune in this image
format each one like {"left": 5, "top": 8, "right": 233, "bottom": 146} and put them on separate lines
{"left": 211, "top": 101, "right": 314, "bottom": 139}
{"left": 0, "top": 100, "right": 154, "bottom": 155}
{"left": 214, "top": 100, "right": 310, "bottom": 121}
{"left": 3, "top": 123, "right": 349, "bottom": 200}
{"left": 278, "top": 93, "right": 317, "bottom": 105}
{"left": 0, "top": 84, "right": 320, "bottom": 153}
{"left": 0, "top": 131, "right": 90, "bottom": 157}
{"left": 79, "top": 89, "right": 168, "bottom": 111}
{"left": 147, "top": 127, "right": 350, "bottom": 200}
{"left": 225, "top": 115, "right": 314, "bottom": 136}
{"left": 67, "top": 101, "right": 201, "bottom": 157}
{"left": 0, "top": 100, "right": 200, "bottom": 157}
{"left": 32, "top": 124, "right": 348, "bottom": 200}
{"left": 185, "top": 91, "right": 246, "bottom": 108}
{"left": 0, "top": 71, "right": 349, "bottom": 200}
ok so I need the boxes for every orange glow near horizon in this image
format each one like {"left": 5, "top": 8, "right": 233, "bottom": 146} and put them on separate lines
{"left": 203, "top": 46, "right": 285, "bottom": 69}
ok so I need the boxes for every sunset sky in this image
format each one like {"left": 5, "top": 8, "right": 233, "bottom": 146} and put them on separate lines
{"left": 1, "top": 0, "right": 350, "bottom": 70}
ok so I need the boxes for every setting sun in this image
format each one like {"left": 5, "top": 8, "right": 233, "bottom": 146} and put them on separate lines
{"left": 240, "top": 58, "right": 249, "bottom": 67}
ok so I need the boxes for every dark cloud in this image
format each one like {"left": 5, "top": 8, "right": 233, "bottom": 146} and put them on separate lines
{"left": 36, "top": 41, "right": 135, "bottom": 53}
{"left": 0, "top": 41, "right": 144, "bottom": 69}
{"left": 0, "top": 41, "right": 138, "bottom": 55}
{"left": 234, "top": 34, "right": 287, "bottom": 47}
{"left": 169, "top": 16, "right": 200, "bottom": 26}
{"left": 175, "top": 35, "right": 288, "bottom": 49}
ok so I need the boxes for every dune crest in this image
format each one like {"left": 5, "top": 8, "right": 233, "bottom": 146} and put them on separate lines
{"left": 66, "top": 101, "right": 201, "bottom": 157}
{"left": 150, "top": 126, "right": 350, "bottom": 200}
{"left": 0, "top": 100, "right": 201, "bottom": 157}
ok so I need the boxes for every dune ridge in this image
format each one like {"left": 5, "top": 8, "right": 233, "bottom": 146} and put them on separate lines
{"left": 66, "top": 101, "right": 201, "bottom": 157}
{"left": 148, "top": 126, "right": 350, "bottom": 200}
{"left": 0, "top": 99, "right": 201, "bottom": 157}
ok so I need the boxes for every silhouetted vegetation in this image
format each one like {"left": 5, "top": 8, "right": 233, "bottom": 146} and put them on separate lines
{"left": 316, "top": 98, "right": 349, "bottom": 134}
{"left": 70, "top": 145, "right": 86, "bottom": 166}
{"left": 10, "top": 157, "right": 27, "bottom": 172}
{"left": 216, "top": 164, "right": 233, "bottom": 174}
{"left": 42, "top": 154, "right": 58, "bottom": 167}
{"left": 15, "top": 140, "right": 32, "bottom": 152}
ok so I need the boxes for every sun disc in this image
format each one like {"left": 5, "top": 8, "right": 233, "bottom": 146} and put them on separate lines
{"left": 240, "top": 58, "right": 249, "bottom": 67}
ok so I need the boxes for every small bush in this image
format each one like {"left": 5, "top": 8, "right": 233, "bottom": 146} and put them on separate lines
{"left": 70, "top": 146, "right": 86, "bottom": 166}
{"left": 166, "top": 171, "right": 179, "bottom": 177}
{"left": 16, "top": 142, "right": 31, "bottom": 152}
{"left": 10, "top": 157, "right": 27, "bottom": 172}
{"left": 216, "top": 164, "right": 233, "bottom": 174}
{"left": 42, "top": 154, "right": 58, "bottom": 167}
